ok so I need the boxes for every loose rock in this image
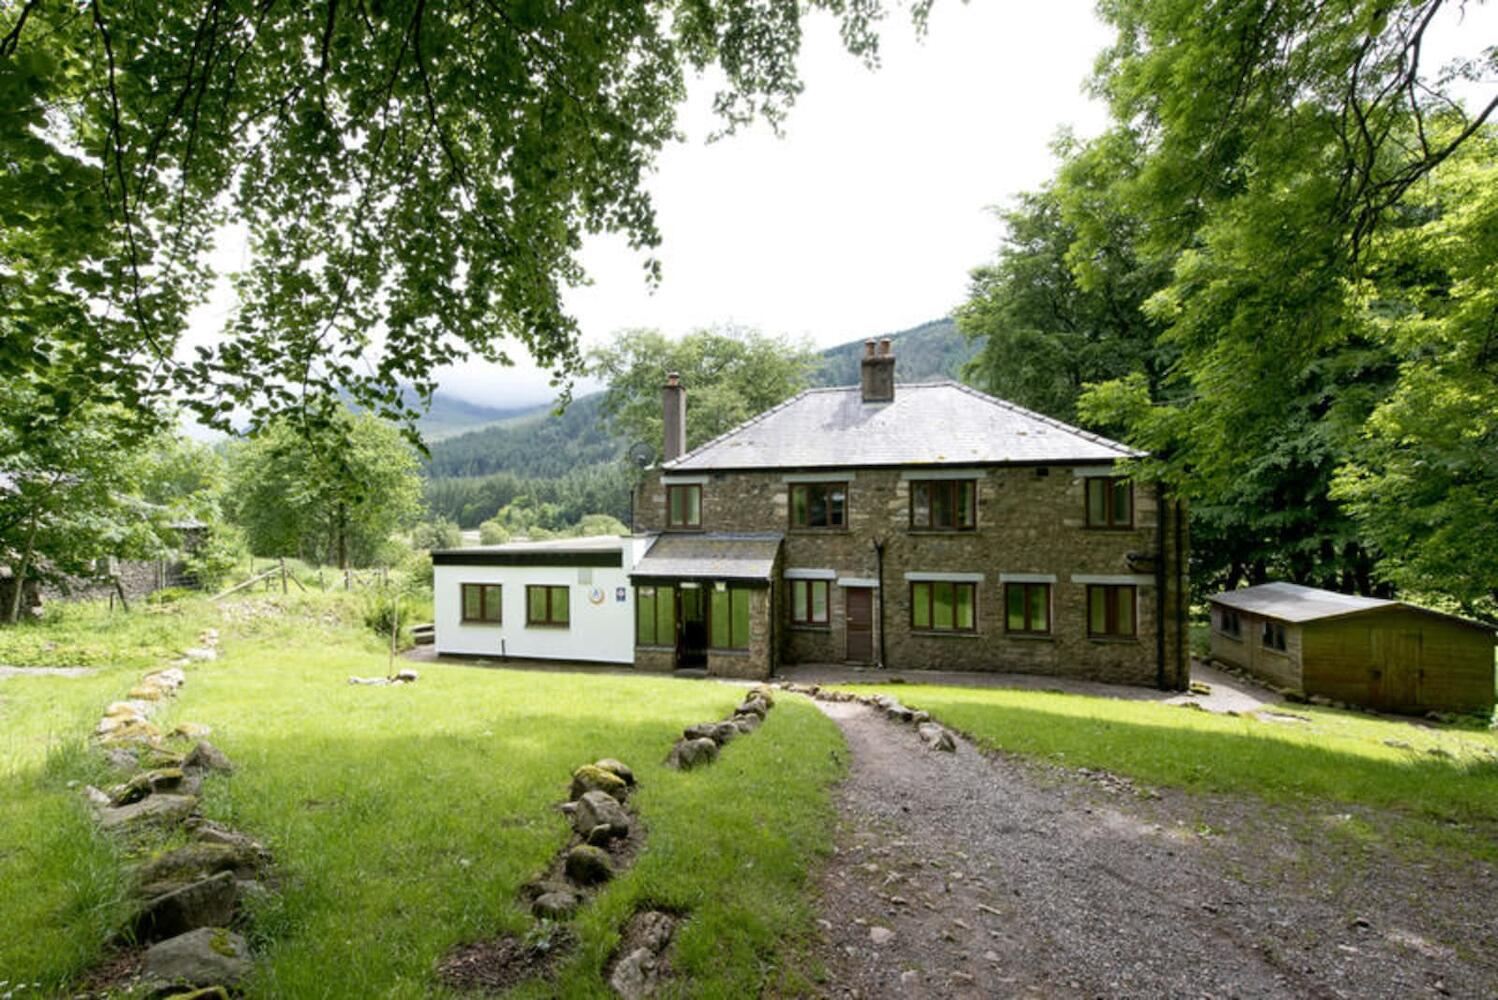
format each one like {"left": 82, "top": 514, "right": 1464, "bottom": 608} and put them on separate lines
{"left": 570, "top": 764, "right": 629, "bottom": 802}
{"left": 98, "top": 793, "right": 199, "bottom": 832}
{"left": 533, "top": 890, "right": 581, "bottom": 920}
{"left": 572, "top": 790, "right": 631, "bottom": 841}
{"left": 593, "top": 758, "right": 636, "bottom": 786}
{"left": 564, "top": 844, "right": 614, "bottom": 885}
{"left": 916, "top": 723, "right": 957, "bottom": 753}
{"left": 132, "top": 871, "right": 238, "bottom": 942}
{"left": 668, "top": 737, "right": 719, "bottom": 770}
{"left": 142, "top": 927, "right": 252, "bottom": 989}
{"left": 183, "top": 740, "right": 233, "bottom": 774}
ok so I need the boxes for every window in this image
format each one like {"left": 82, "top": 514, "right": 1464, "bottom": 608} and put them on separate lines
{"left": 666, "top": 484, "right": 702, "bottom": 529}
{"left": 461, "top": 583, "right": 502, "bottom": 624}
{"left": 1218, "top": 607, "right": 1242, "bottom": 639}
{"left": 789, "top": 579, "right": 830, "bottom": 626}
{"left": 1085, "top": 477, "right": 1133, "bottom": 528}
{"left": 1262, "top": 620, "right": 1287, "bottom": 652}
{"left": 910, "top": 480, "right": 977, "bottom": 531}
{"left": 911, "top": 581, "right": 976, "bottom": 632}
{"left": 790, "top": 483, "right": 847, "bottom": 529}
{"left": 635, "top": 585, "right": 676, "bottom": 646}
{"left": 1004, "top": 583, "right": 1050, "bottom": 635}
{"left": 526, "top": 585, "right": 570, "bottom": 627}
{"left": 1087, "top": 585, "right": 1136, "bottom": 638}
{"left": 709, "top": 585, "right": 752, "bottom": 650}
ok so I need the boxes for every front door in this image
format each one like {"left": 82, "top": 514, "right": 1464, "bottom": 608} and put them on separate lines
{"left": 1377, "top": 629, "right": 1423, "bottom": 710}
{"left": 846, "top": 587, "right": 874, "bottom": 663}
{"left": 677, "top": 585, "right": 708, "bottom": 669}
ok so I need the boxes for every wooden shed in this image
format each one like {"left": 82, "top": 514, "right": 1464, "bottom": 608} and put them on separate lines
{"left": 1208, "top": 582, "right": 1496, "bottom": 714}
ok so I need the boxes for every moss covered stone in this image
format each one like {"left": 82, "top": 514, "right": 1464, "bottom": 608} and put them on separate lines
{"left": 569, "top": 764, "right": 627, "bottom": 803}
{"left": 564, "top": 844, "right": 613, "bottom": 886}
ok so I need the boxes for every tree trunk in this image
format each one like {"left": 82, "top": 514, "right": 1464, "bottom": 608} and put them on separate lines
{"left": 7, "top": 512, "right": 40, "bottom": 624}
{"left": 337, "top": 503, "right": 349, "bottom": 576}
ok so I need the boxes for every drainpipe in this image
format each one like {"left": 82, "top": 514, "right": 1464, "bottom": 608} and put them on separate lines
{"left": 1155, "top": 483, "right": 1167, "bottom": 690}
{"left": 874, "top": 537, "right": 887, "bottom": 670}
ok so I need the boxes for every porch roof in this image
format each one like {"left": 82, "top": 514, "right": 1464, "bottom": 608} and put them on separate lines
{"left": 629, "top": 532, "right": 782, "bottom": 582}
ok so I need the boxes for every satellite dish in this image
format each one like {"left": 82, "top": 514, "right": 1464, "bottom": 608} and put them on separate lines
{"left": 627, "top": 442, "right": 655, "bottom": 469}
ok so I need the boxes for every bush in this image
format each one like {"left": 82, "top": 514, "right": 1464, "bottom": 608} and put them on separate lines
{"left": 146, "top": 587, "right": 194, "bottom": 605}
{"left": 183, "top": 522, "right": 247, "bottom": 591}
{"left": 411, "top": 517, "right": 464, "bottom": 551}
{"left": 478, "top": 519, "right": 510, "bottom": 545}
{"left": 360, "top": 588, "right": 425, "bottom": 646}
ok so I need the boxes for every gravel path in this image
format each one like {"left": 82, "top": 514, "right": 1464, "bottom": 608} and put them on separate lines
{"left": 806, "top": 700, "right": 1497, "bottom": 999}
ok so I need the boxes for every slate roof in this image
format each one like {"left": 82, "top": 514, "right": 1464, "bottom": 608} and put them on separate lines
{"left": 1210, "top": 582, "right": 1496, "bottom": 633}
{"left": 662, "top": 381, "right": 1141, "bottom": 472}
{"left": 630, "top": 533, "right": 783, "bottom": 582}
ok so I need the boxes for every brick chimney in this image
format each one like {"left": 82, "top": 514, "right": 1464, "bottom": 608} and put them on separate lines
{"left": 662, "top": 372, "right": 686, "bottom": 462}
{"left": 860, "top": 337, "right": 895, "bottom": 403}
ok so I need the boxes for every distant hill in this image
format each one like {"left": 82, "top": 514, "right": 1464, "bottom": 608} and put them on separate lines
{"left": 406, "top": 388, "right": 538, "bottom": 441}
{"left": 813, "top": 318, "right": 973, "bottom": 387}
{"left": 421, "top": 317, "right": 971, "bottom": 522}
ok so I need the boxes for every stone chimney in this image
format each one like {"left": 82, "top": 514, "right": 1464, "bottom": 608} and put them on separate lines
{"left": 860, "top": 337, "right": 895, "bottom": 403}
{"left": 662, "top": 372, "right": 686, "bottom": 462}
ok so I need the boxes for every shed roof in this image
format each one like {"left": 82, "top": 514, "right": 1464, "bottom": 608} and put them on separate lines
{"left": 431, "top": 535, "right": 627, "bottom": 568}
{"left": 663, "top": 381, "right": 1141, "bottom": 472}
{"left": 1210, "top": 582, "right": 1495, "bottom": 633}
{"left": 630, "top": 533, "right": 782, "bottom": 582}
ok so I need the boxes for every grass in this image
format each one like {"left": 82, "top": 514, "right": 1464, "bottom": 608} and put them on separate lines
{"left": 839, "top": 682, "right": 1498, "bottom": 857}
{"left": 0, "top": 594, "right": 844, "bottom": 996}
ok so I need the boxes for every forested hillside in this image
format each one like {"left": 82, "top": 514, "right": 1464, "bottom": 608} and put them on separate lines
{"left": 422, "top": 320, "right": 966, "bottom": 527}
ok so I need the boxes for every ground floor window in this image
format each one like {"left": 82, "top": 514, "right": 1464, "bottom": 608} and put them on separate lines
{"left": 1087, "top": 584, "right": 1136, "bottom": 638}
{"left": 526, "top": 585, "right": 570, "bottom": 627}
{"left": 710, "top": 585, "right": 752, "bottom": 650}
{"left": 789, "top": 579, "right": 829, "bottom": 625}
{"left": 461, "top": 583, "right": 502, "bottom": 624}
{"left": 1217, "top": 607, "right": 1242, "bottom": 639}
{"left": 1004, "top": 582, "right": 1050, "bottom": 634}
{"left": 1262, "top": 620, "right": 1287, "bottom": 651}
{"left": 911, "top": 581, "right": 976, "bottom": 632}
{"left": 635, "top": 585, "right": 676, "bottom": 646}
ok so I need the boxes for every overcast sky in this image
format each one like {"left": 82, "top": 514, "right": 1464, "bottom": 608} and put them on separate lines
{"left": 188, "top": 0, "right": 1114, "bottom": 411}
{"left": 186, "top": 1, "right": 1497, "bottom": 413}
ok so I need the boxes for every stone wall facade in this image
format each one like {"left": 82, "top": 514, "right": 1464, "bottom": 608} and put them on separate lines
{"left": 635, "top": 463, "right": 1190, "bottom": 689}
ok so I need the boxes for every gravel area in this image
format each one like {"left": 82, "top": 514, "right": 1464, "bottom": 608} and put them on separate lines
{"left": 805, "top": 700, "right": 1497, "bottom": 999}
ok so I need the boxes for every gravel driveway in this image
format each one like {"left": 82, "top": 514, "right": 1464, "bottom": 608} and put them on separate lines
{"left": 804, "top": 699, "right": 1496, "bottom": 999}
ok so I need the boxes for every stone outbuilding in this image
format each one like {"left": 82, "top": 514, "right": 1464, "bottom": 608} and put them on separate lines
{"left": 1208, "top": 582, "right": 1496, "bottom": 714}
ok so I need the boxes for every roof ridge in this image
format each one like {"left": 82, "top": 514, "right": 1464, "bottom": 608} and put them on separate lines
{"left": 946, "top": 380, "right": 1141, "bottom": 457}
{"left": 663, "top": 388, "right": 816, "bottom": 469}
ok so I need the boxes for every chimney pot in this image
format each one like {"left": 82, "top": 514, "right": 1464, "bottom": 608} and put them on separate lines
{"left": 860, "top": 339, "right": 896, "bottom": 403}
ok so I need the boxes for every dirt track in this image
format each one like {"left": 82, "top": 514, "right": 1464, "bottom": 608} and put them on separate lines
{"left": 804, "top": 700, "right": 1497, "bottom": 999}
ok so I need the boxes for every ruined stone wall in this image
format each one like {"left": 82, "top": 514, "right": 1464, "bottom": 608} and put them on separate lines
{"left": 637, "top": 465, "right": 1190, "bottom": 688}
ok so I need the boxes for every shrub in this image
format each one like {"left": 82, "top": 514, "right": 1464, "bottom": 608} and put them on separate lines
{"left": 478, "top": 519, "right": 511, "bottom": 545}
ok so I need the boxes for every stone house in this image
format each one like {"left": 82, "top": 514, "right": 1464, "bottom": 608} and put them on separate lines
{"left": 628, "top": 340, "right": 1191, "bottom": 687}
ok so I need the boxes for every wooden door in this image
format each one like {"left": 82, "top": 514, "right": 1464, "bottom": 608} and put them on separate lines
{"left": 1381, "top": 630, "right": 1423, "bottom": 709}
{"left": 845, "top": 587, "right": 874, "bottom": 663}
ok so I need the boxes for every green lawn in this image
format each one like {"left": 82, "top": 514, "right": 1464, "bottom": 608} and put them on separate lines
{"left": 0, "top": 595, "right": 844, "bottom": 996}
{"left": 843, "top": 683, "right": 1498, "bottom": 856}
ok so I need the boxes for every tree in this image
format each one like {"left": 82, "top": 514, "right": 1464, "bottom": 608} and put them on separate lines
{"left": 1, "top": 0, "right": 909, "bottom": 437}
{"left": 411, "top": 517, "right": 463, "bottom": 551}
{"left": 590, "top": 327, "right": 818, "bottom": 455}
{"left": 1332, "top": 136, "right": 1498, "bottom": 614}
{"left": 225, "top": 412, "right": 423, "bottom": 567}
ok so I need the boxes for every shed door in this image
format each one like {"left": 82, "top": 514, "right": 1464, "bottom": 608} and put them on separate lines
{"left": 845, "top": 587, "right": 874, "bottom": 663}
{"left": 1376, "top": 630, "right": 1423, "bottom": 710}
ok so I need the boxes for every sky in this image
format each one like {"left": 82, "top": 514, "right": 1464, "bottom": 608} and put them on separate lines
{"left": 187, "top": 0, "right": 1116, "bottom": 412}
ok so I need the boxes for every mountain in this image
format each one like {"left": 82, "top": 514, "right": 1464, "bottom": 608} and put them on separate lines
{"left": 406, "top": 387, "right": 538, "bottom": 441}
{"left": 813, "top": 318, "right": 973, "bottom": 387}
{"left": 421, "top": 392, "right": 620, "bottom": 479}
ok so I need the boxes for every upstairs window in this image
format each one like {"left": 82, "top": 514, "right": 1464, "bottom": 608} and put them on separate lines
{"left": 789, "top": 579, "right": 830, "bottom": 626}
{"left": 526, "top": 585, "right": 570, "bottom": 627}
{"left": 1004, "top": 583, "right": 1050, "bottom": 635}
{"left": 1262, "top": 620, "right": 1287, "bottom": 652}
{"left": 461, "top": 583, "right": 502, "bottom": 624}
{"left": 910, "top": 480, "right": 976, "bottom": 531}
{"left": 1085, "top": 477, "right": 1133, "bottom": 528}
{"left": 790, "top": 483, "right": 847, "bottom": 529}
{"left": 1087, "top": 584, "right": 1136, "bottom": 638}
{"left": 709, "top": 585, "right": 752, "bottom": 650}
{"left": 667, "top": 484, "right": 702, "bottom": 529}
{"left": 911, "top": 581, "right": 976, "bottom": 632}
{"left": 1218, "top": 607, "right": 1242, "bottom": 639}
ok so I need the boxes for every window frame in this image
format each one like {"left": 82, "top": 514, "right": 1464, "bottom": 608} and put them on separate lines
{"left": 635, "top": 585, "right": 677, "bottom": 647}
{"left": 666, "top": 483, "right": 703, "bottom": 530}
{"left": 1086, "top": 584, "right": 1137, "bottom": 639}
{"left": 1262, "top": 620, "right": 1287, "bottom": 652}
{"left": 1217, "top": 607, "right": 1242, "bottom": 640}
{"left": 525, "top": 584, "right": 571, "bottom": 627}
{"left": 460, "top": 583, "right": 503, "bottom": 624}
{"left": 1003, "top": 582, "right": 1051, "bottom": 635}
{"left": 909, "top": 580, "right": 978, "bottom": 634}
{"left": 1084, "top": 477, "right": 1134, "bottom": 529}
{"left": 789, "top": 483, "right": 848, "bottom": 530}
{"left": 909, "top": 479, "right": 977, "bottom": 532}
{"left": 788, "top": 579, "right": 831, "bottom": 627}
{"left": 708, "top": 584, "right": 752, "bottom": 651}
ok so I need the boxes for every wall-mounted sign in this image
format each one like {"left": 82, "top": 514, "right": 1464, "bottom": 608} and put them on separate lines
{"left": 588, "top": 586, "right": 605, "bottom": 605}
{"left": 616, "top": 587, "right": 627, "bottom": 603}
